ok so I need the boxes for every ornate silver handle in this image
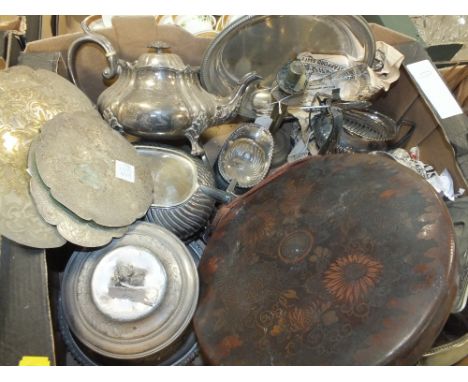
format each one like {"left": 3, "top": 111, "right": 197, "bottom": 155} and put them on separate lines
{"left": 67, "top": 15, "right": 120, "bottom": 89}
{"left": 199, "top": 185, "right": 236, "bottom": 204}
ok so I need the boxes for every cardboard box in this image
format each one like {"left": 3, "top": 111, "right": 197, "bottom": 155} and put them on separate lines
{"left": 1, "top": 16, "right": 466, "bottom": 365}
{"left": 0, "top": 238, "right": 55, "bottom": 366}
{"left": 24, "top": 18, "right": 467, "bottom": 188}
{"left": 25, "top": 16, "right": 212, "bottom": 104}
{"left": 370, "top": 24, "right": 467, "bottom": 190}
{"left": 0, "top": 16, "right": 26, "bottom": 69}
{"left": 440, "top": 65, "right": 468, "bottom": 115}
{"left": 40, "top": 16, "right": 87, "bottom": 39}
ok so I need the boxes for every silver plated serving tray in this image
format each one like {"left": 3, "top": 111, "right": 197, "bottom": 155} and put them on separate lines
{"left": 200, "top": 15, "right": 376, "bottom": 117}
{"left": 35, "top": 112, "right": 153, "bottom": 228}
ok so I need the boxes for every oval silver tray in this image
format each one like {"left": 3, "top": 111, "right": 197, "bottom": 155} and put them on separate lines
{"left": 200, "top": 15, "right": 376, "bottom": 118}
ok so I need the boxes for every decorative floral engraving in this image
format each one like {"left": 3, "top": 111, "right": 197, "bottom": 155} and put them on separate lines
{"left": 323, "top": 254, "right": 383, "bottom": 304}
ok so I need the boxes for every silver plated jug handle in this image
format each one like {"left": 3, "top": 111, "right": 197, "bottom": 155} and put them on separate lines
{"left": 67, "top": 15, "right": 120, "bottom": 89}
{"left": 199, "top": 185, "right": 236, "bottom": 204}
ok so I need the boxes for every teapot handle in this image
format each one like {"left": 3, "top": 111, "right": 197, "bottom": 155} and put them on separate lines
{"left": 67, "top": 15, "right": 120, "bottom": 90}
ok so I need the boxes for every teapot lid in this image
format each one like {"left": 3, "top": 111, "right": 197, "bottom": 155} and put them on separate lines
{"left": 136, "top": 41, "right": 186, "bottom": 70}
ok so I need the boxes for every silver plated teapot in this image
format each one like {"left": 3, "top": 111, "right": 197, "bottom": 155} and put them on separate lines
{"left": 67, "top": 22, "right": 261, "bottom": 155}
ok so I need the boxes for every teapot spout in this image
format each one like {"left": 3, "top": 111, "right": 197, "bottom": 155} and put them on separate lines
{"left": 215, "top": 72, "right": 262, "bottom": 122}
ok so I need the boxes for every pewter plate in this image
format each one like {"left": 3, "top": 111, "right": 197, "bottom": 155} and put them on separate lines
{"left": 35, "top": 112, "right": 153, "bottom": 228}
{"left": 28, "top": 139, "right": 128, "bottom": 248}
{"left": 61, "top": 222, "right": 199, "bottom": 360}
{"left": 0, "top": 66, "right": 95, "bottom": 248}
{"left": 200, "top": 15, "right": 376, "bottom": 117}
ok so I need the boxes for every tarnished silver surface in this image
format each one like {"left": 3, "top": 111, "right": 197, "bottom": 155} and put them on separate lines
{"left": 28, "top": 139, "right": 128, "bottom": 247}
{"left": 68, "top": 28, "right": 261, "bottom": 156}
{"left": 313, "top": 108, "right": 399, "bottom": 154}
{"left": 187, "top": 239, "right": 206, "bottom": 266}
{"left": 91, "top": 245, "right": 168, "bottom": 322}
{"left": 217, "top": 123, "right": 274, "bottom": 188}
{"left": 418, "top": 334, "right": 468, "bottom": 366}
{"left": 136, "top": 145, "right": 216, "bottom": 240}
{"left": 61, "top": 222, "right": 199, "bottom": 360}
{"left": 0, "top": 66, "right": 95, "bottom": 248}
{"left": 452, "top": 249, "right": 468, "bottom": 313}
{"left": 200, "top": 15, "right": 376, "bottom": 117}
{"left": 35, "top": 112, "right": 153, "bottom": 228}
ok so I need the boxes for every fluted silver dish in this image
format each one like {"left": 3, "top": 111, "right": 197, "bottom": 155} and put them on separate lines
{"left": 136, "top": 145, "right": 216, "bottom": 241}
{"left": 217, "top": 123, "right": 274, "bottom": 189}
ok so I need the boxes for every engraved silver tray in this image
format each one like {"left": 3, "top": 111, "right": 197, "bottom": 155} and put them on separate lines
{"left": 28, "top": 139, "right": 128, "bottom": 247}
{"left": 0, "top": 66, "right": 96, "bottom": 248}
{"left": 35, "top": 112, "right": 153, "bottom": 228}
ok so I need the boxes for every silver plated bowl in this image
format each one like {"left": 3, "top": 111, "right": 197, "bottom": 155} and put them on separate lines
{"left": 136, "top": 145, "right": 216, "bottom": 241}
{"left": 313, "top": 108, "right": 401, "bottom": 154}
{"left": 217, "top": 123, "right": 274, "bottom": 189}
{"left": 61, "top": 222, "right": 199, "bottom": 360}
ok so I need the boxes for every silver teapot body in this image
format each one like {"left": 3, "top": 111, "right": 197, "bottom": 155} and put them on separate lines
{"left": 68, "top": 22, "right": 261, "bottom": 155}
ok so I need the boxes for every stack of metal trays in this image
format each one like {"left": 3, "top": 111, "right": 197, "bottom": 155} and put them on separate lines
{"left": 0, "top": 66, "right": 96, "bottom": 248}
{"left": 26, "top": 112, "right": 153, "bottom": 248}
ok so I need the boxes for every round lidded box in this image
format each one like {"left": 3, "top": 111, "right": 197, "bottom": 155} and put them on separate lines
{"left": 61, "top": 222, "right": 199, "bottom": 360}
{"left": 194, "top": 154, "right": 457, "bottom": 365}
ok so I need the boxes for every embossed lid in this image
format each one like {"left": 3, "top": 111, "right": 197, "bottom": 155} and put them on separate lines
{"left": 61, "top": 222, "right": 199, "bottom": 360}
{"left": 135, "top": 41, "right": 186, "bottom": 71}
{"left": 194, "top": 154, "right": 457, "bottom": 365}
{"left": 0, "top": 66, "right": 95, "bottom": 248}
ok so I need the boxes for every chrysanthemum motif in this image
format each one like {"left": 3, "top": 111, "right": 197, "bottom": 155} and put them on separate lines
{"left": 323, "top": 254, "right": 383, "bottom": 304}
{"left": 242, "top": 211, "right": 276, "bottom": 244}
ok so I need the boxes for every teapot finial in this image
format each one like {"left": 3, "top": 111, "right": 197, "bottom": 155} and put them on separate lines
{"left": 148, "top": 41, "right": 171, "bottom": 53}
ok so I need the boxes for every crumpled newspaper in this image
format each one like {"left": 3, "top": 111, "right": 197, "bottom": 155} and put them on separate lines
{"left": 389, "top": 148, "right": 465, "bottom": 201}
{"left": 282, "top": 41, "right": 405, "bottom": 148}
{"left": 292, "top": 41, "right": 404, "bottom": 102}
